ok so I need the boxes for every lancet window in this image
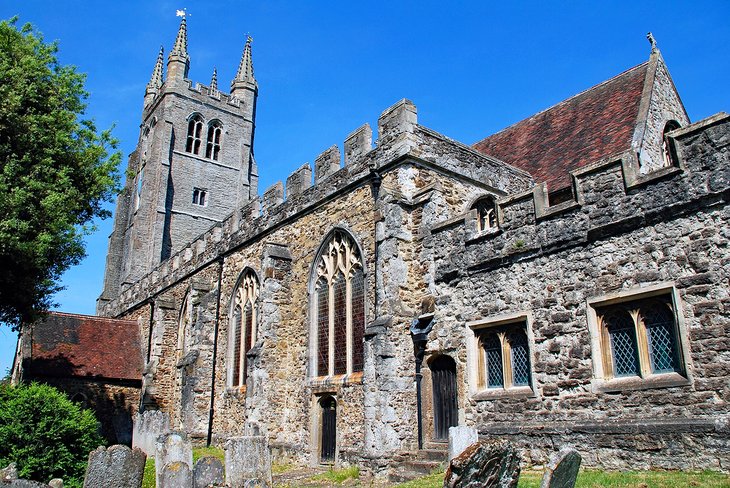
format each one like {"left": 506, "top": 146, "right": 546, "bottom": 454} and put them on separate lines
{"left": 313, "top": 230, "right": 365, "bottom": 378}
{"left": 230, "top": 269, "right": 259, "bottom": 387}
{"left": 472, "top": 197, "right": 497, "bottom": 232}
{"left": 205, "top": 121, "right": 223, "bottom": 160}
{"left": 185, "top": 114, "right": 204, "bottom": 155}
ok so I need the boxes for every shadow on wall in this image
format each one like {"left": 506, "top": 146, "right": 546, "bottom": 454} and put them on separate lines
{"left": 24, "top": 354, "right": 136, "bottom": 446}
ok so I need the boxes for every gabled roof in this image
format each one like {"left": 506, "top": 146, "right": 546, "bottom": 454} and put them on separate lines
{"left": 473, "top": 62, "right": 649, "bottom": 190}
{"left": 26, "top": 312, "right": 143, "bottom": 381}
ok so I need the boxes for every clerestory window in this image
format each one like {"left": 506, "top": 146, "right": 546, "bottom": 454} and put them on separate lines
{"left": 185, "top": 114, "right": 204, "bottom": 155}
{"left": 229, "top": 269, "right": 259, "bottom": 388}
{"left": 312, "top": 230, "right": 365, "bottom": 378}
{"left": 205, "top": 121, "right": 223, "bottom": 161}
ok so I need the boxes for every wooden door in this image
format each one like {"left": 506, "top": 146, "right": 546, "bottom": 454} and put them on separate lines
{"left": 431, "top": 355, "right": 458, "bottom": 440}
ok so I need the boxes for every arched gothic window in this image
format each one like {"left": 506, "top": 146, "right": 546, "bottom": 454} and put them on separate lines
{"left": 230, "top": 269, "right": 259, "bottom": 387}
{"left": 313, "top": 230, "right": 365, "bottom": 377}
{"left": 185, "top": 114, "right": 204, "bottom": 155}
{"left": 205, "top": 121, "right": 223, "bottom": 161}
{"left": 661, "top": 120, "right": 681, "bottom": 168}
{"left": 472, "top": 197, "right": 497, "bottom": 232}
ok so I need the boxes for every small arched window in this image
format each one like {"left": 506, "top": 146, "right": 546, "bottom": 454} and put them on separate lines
{"left": 472, "top": 197, "right": 497, "bottom": 232}
{"left": 312, "top": 230, "right": 366, "bottom": 377}
{"left": 185, "top": 114, "right": 204, "bottom": 155}
{"left": 205, "top": 121, "right": 223, "bottom": 161}
{"left": 230, "top": 269, "right": 259, "bottom": 387}
{"left": 662, "top": 120, "right": 681, "bottom": 168}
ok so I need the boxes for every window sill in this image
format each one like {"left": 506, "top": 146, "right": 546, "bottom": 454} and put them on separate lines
{"left": 593, "top": 371, "right": 690, "bottom": 393}
{"left": 472, "top": 385, "right": 535, "bottom": 401}
{"left": 224, "top": 385, "right": 247, "bottom": 398}
{"left": 309, "top": 371, "right": 363, "bottom": 388}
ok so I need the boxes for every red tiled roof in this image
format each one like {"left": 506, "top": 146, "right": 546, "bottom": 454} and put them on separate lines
{"left": 28, "top": 312, "right": 143, "bottom": 381}
{"left": 474, "top": 63, "right": 649, "bottom": 190}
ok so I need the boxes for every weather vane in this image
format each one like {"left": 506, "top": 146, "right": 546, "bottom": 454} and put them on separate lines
{"left": 176, "top": 8, "right": 190, "bottom": 18}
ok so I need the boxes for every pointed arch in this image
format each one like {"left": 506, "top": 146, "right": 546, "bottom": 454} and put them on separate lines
{"left": 310, "top": 228, "right": 366, "bottom": 378}
{"left": 205, "top": 119, "right": 223, "bottom": 160}
{"left": 470, "top": 195, "right": 498, "bottom": 232}
{"left": 185, "top": 113, "right": 204, "bottom": 155}
{"left": 228, "top": 268, "right": 260, "bottom": 387}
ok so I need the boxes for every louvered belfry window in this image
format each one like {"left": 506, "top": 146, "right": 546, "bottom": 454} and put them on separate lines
{"left": 596, "top": 295, "right": 681, "bottom": 379}
{"left": 185, "top": 115, "right": 204, "bottom": 154}
{"left": 313, "top": 230, "right": 365, "bottom": 377}
{"left": 230, "top": 269, "right": 259, "bottom": 387}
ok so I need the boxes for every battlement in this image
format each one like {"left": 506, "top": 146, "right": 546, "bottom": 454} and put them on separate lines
{"left": 98, "top": 99, "right": 533, "bottom": 316}
{"left": 431, "top": 112, "right": 730, "bottom": 281}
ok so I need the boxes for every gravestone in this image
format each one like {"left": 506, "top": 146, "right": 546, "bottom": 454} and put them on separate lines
{"left": 225, "top": 436, "right": 272, "bottom": 487}
{"left": 132, "top": 410, "right": 171, "bottom": 457}
{"left": 193, "top": 456, "right": 224, "bottom": 488}
{"left": 448, "top": 425, "right": 479, "bottom": 460}
{"left": 160, "top": 461, "right": 192, "bottom": 488}
{"left": 443, "top": 440, "right": 521, "bottom": 488}
{"left": 539, "top": 448, "right": 581, "bottom": 488}
{"left": 155, "top": 432, "right": 193, "bottom": 488}
{"left": 83, "top": 444, "right": 146, "bottom": 488}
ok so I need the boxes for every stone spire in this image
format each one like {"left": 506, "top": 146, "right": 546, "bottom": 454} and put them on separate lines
{"left": 210, "top": 67, "right": 218, "bottom": 91}
{"left": 167, "top": 15, "right": 190, "bottom": 82}
{"left": 144, "top": 46, "right": 164, "bottom": 106}
{"left": 231, "top": 36, "right": 257, "bottom": 93}
{"left": 171, "top": 16, "right": 188, "bottom": 58}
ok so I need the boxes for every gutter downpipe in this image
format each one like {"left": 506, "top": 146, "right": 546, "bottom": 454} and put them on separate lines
{"left": 207, "top": 257, "right": 225, "bottom": 446}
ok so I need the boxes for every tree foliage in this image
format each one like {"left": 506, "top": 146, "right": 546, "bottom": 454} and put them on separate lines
{"left": 0, "top": 17, "right": 120, "bottom": 329}
{"left": 0, "top": 382, "right": 104, "bottom": 487}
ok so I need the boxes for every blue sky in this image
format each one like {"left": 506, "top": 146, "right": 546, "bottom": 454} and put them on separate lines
{"left": 1, "top": 1, "right": 728, "bottom": 375}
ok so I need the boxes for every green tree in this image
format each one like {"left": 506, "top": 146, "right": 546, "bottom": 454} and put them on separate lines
{"left": 0, "top": 382, "right": 104, "bottom": 487}
{"left": 0, "top": 17, "right": 120, "bottom": 329}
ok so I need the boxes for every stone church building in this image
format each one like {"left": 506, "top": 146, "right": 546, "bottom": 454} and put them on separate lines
{"left": 95, "top": 17, "right": 729, "bottom": 474}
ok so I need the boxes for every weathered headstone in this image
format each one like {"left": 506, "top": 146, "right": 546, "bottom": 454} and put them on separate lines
{"left": 448, "top": 425, "right": 479, "bottom": 461}
{"left": 539, "top": 448, "right": 581, "bottom": 488}
{"left": 155, "top": 432, "right": 193, "bottom": 488}
{"left": 160, "top": 461, "right": 192, "bottom": 488}
{"left": 48, "top": 480, "right": 63, "bottom": 488}
{"left": 83, "top": 444, "right": 146, "bottom": 488}
{"left": 193, "top": 456, "right": 224, "bottom": 488}
{"left": 133, "top": 409, "right": 171, "bottom": 457}
{"left": 225, "top": 436, "right": 272, "bottom": 487}
{"left": 443, "top": 440, "right": 521, "bottom": 488}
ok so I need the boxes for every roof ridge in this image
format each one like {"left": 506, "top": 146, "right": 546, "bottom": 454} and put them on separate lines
{"left": 474, "top": 61, "right": 650, "bottom": 147}
{"left": 44, "top": 310, "right": 136, "bottom": 323}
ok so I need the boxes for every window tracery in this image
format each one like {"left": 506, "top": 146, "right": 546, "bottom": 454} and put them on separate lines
{"left": 185, "top": 114, "right": 204, "bottom": 155}
{"left": 205, "top": 121, "right": 223, "bottom": 160}
{"left": 472, "top": 197, "right": 498, "bottom": 232}
{"left": 313, "top": 230, "right": 365, "bottom": 377}
{"left": 230, "top": 269, "right": 259, "bottom": 387}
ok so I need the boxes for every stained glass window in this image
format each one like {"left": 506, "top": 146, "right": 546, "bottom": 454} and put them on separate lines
{"left": 230, "top": 269, "right": 259, "bottom": 387}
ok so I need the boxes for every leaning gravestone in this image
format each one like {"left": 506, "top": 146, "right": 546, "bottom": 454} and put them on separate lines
{"left": 539, "top": 448, "right": 581, "bottom": 488}
{"left": 443, "top": 440, "right": 521, "bottom": 488}
{"left": 155, "top": 432, "right": 193, "bottom": 488}
{"left": 225, "top": 436, "right": 272, "bottom": 487}
{"left": 193, "top": 457, "right": 224, "bottom": 488}
{"left": 160, "top": 461, "right": 192, "bottom": 488}
{"left": 448, "top": 425, "right": 479, "bottom": 461}
{"left": 83, "top": 444, "right": 147, "bottom": 488}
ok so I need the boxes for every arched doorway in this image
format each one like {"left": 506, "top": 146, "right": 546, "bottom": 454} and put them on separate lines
{"left": 431, "top": 355, "right": 458, "bottom": 440}
{"left": 319, "top": 396, "right": 337, "bottom": 463}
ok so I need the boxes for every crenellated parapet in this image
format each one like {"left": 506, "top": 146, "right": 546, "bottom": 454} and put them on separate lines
{"left": 98, "top": 98, "right": 533, "bottom": 316}
{"left": 431, "top": 112, "right": 730, "bottom": 282}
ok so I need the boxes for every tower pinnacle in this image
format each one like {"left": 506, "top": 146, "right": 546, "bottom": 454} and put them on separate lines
{"left": 231, "top": 36, "right": 257, "bottom": 91}
{"left": 210, "top": 67, "right": 218, "bottom": 91}
{"left": 144, "top": 46, "right": 165, "bottom": 106}
{"left": 167, "top": 15, "right": 190, "bottom": 82}
{"left": 171, "top": 15, "right": 188, "bottom": 58}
